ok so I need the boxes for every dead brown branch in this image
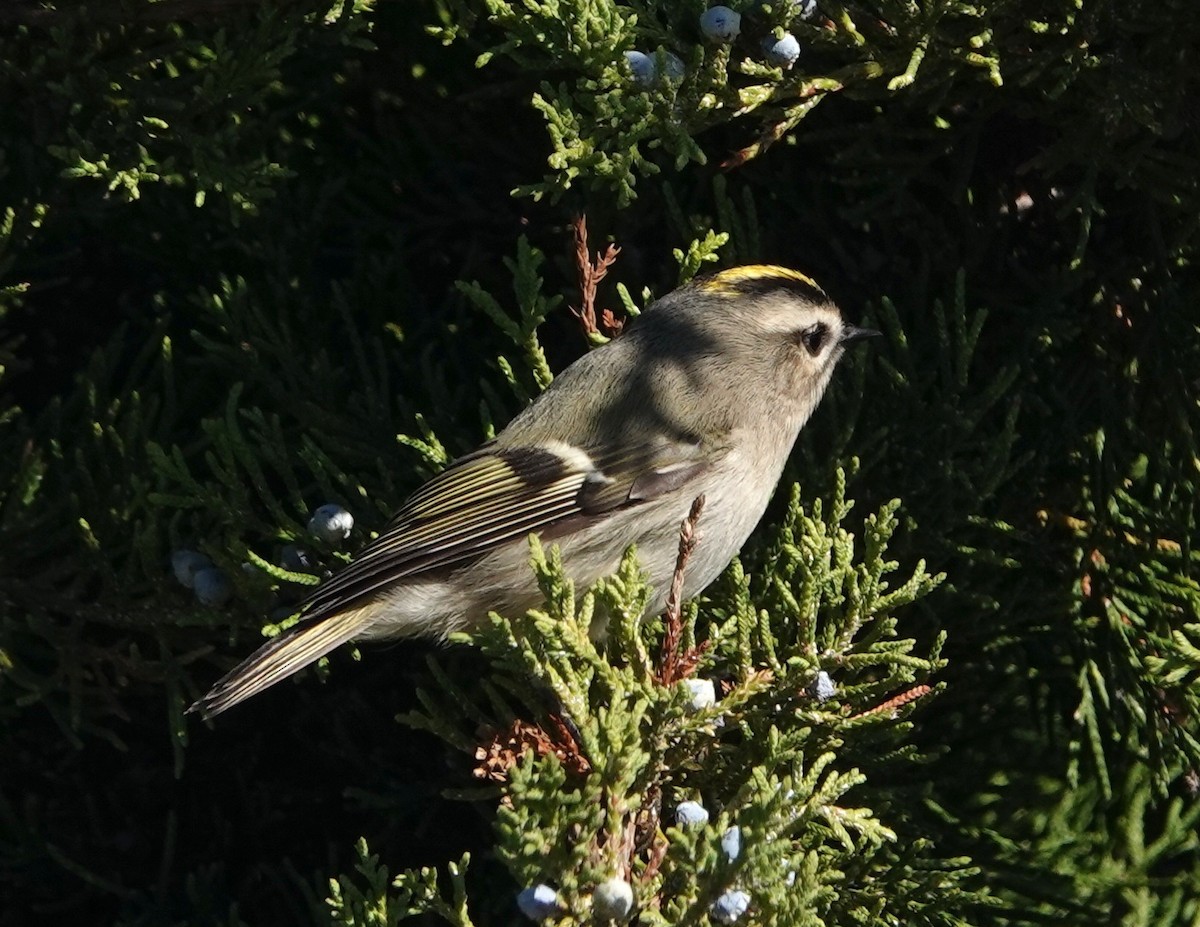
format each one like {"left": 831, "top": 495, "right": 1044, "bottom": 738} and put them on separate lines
{"left": 656, "top": 494, "right": 711, "bottom": 686}
{"left": 848, "top": 684, "right": 933, "bottom": 721}
{"left": 473, "top": 714, "right": 591, "bottom": 782}
{"left": 569, "top": 215, "right": 624, "bottom": 340}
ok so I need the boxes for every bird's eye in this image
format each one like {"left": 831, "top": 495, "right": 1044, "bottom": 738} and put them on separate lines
{"left": 796, "top": 323, "right": 828, "bottom": 357}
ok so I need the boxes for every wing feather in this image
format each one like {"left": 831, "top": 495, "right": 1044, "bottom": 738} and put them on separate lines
{"left": 295, "top": 441, "right": 709, "bottom": 623}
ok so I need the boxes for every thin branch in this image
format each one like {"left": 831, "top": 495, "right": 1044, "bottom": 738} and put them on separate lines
{"left": 569, "top": 215, "right": 623, "bottom": 342}
{"left": 656, "top": 494, "right": 710, "bottom": 686}
{"left": 721, "top": 80, "right": 842, "bottom": 170}
{"left": 848, "top": 684, "right": 932, "bottom": 720}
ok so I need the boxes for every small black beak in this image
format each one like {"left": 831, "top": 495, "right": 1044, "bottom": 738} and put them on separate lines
{"left": 840, "top": 325, "right": 882, "bottom": 345}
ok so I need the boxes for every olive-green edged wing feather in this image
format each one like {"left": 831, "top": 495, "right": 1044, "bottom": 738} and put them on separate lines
{"left": 189, "top": 439, "right": 708, "bottom": 718}
{"left": 298, "top": 441, "right": 709, "bottom": 620}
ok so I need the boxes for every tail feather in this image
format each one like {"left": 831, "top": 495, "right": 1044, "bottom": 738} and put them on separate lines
{"left": 188, "top": 606, "right": 375, "bottom": 719}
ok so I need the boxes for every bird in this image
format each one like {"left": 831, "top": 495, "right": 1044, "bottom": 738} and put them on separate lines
{"left": 189, "top": 264, "right": 879, "bottom": 718}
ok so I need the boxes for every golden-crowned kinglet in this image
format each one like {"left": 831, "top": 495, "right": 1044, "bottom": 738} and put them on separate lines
{"left": 191, "top": 265, "right": 879, "bottom": 717}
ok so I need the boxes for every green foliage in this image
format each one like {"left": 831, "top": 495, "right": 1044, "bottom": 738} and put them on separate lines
{"left": 1054, "top": 437, "right": 1200, "bottom": 795}
{"left": 673, "top": 228, "right": 730, "bottom": 286}
{"left": 456, "top": 236, "right": 561, "bottom": 396}
{"left": 329, "top": 841, "right": 475, "bottom": 927}
{"left": 11, "top": 1, "right": 373, "bottom": 216}
{"left": 392, "top": 476, "right": 959, "bottom": 924}
{"left": 429, "top": 0, "right": 1020, "bottom": 203}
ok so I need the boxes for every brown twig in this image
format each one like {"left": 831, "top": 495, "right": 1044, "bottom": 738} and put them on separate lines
{"left": 640, "top": 833, "right": 670, "bottom": 885}
{"left": 569, "top": 215, "right": 623, "bottom": 340}
{"left": 633, "top": 785, "right": 662, "bottom": 856}
{"left": 656, "top": 494, "right": 711, "bottom": 685}
{"left": 848, "top": 684, "right": 932, "bottom": 721}
{"left": 720, "top": 81, "right": 841, "bottom": 170}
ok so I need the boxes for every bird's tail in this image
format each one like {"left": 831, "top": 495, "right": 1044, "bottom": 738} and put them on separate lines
{"left": 187, "top": 605, "right": 375, "bottom": 719}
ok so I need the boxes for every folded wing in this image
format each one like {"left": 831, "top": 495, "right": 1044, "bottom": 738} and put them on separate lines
{"left": 189, "top": 439, "right": 708, "bottom": 717}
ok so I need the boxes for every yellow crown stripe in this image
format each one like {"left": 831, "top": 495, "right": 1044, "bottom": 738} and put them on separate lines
{"left": 697, "top": 264, "right": 820, "bottom": 295}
